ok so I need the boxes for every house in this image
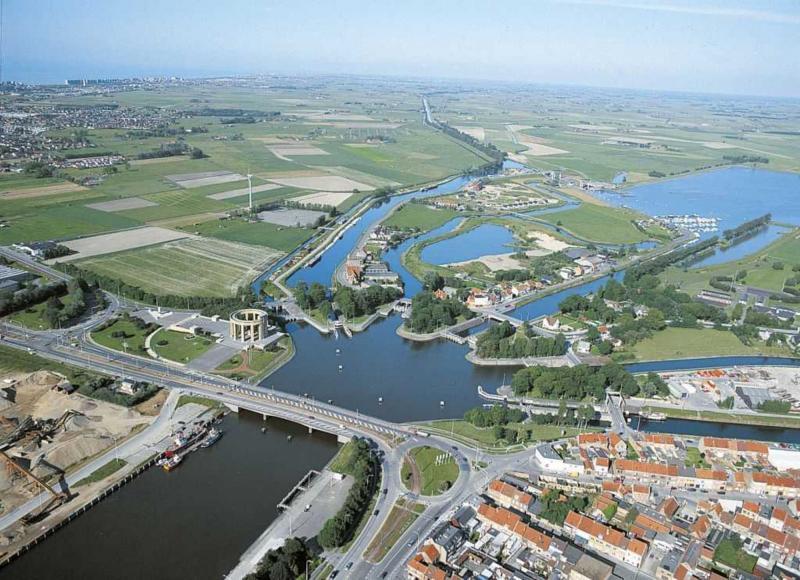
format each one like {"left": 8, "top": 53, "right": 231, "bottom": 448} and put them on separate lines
{"left": 486, "top": 479, "right": 535, "bottom": 513}
{"left": 542, "top": 316, "right": 561, "bottom": 331}
{"left": 564, "top": 511, "right": 648, "bottom": 567}
{"left": 345, "top": 262, "right": 363, "bottom": 284}
{"left": 117, "top": 380, "right": 140, "bottom": 396}
{"left": 12, "top": 241, "right": 57, "bottom": 258}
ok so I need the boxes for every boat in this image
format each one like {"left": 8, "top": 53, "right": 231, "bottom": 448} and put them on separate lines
{"left": 162, "top": 455, "right": 183, "bottom": 471}
{"left": 200, "top": 428, "right": 222, "bottom": 448}
{"left": 640, "top": 411, "right": 667, "bottom": 421}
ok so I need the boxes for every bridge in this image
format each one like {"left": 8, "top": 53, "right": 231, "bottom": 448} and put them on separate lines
{"left": 0, "top": 327, "right": 408, "bottom": 447}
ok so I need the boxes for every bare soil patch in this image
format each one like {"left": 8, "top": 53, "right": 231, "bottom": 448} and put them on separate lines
{"left": 166, "top": 170, "right": 245, "bottom": 189}
{"left": 86, "top": 197, "right": 159, "bottom": 212}
{"left": 57, "top": 226, "right": 192, "bottom": 261}
{"left": 0, "top": 182, "right": 86, "bottom": 199}
{"left": 207, "top": 183, "right": 282, "bottom": 201}
{"left": 269, "top": 175, "right": 373, "bottom": 192}
{"left": 289, "top": 191, "right": 352, "bottom": 207}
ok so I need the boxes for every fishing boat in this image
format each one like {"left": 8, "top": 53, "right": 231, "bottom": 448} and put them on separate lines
{"left": 200, "top": 428, "right": 223, "bottom": 448}
{"left": 162, "top": 455, "right": 183, "bottom": 471}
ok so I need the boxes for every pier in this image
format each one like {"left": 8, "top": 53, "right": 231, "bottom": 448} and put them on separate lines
{"left": 277, "top": 470, "right": 320, "bottom": 511}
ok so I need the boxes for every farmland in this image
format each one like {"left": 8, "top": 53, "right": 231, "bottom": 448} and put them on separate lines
{"left": 181, "top": 219, "right": 314, "bottom": 253}
{"left": 76, "top": 237, "right": 282, "bottom": 297}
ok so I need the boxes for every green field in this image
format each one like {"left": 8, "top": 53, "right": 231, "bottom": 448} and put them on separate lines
{"left": 182, "top": 218, "right": 314, "bottom": 252}
{"left": 538, "top": 203, "right": 650, "bottom": 244}
{"left": 627, "top": 327, "right": 790, "bottom": 361}
{"left": 76, "top": 237, "right": 280, "bottom": 297}
{"left": 665, "top": 229, "right": 800, "bottom": 296}
{"left": 401, "top": 445, "right": 460, "bottom": 496}
{"left": 383, "top": 203, "right": 458, "bottom": 231}
{"left": 151, "top": 329, "right": 215, "bottom": 363}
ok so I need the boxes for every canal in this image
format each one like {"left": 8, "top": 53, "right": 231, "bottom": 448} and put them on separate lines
{"left": 10, "top": 164, "right": 800, "bottom": 577}
{"left": 3, "top": 413, "right": 338, "bottom": 580}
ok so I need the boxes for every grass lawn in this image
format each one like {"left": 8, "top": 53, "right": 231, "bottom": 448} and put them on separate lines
{"left": 364, "top": 499, "right": 425, "bottom": 563}
{"left": 714, "top": 538, "right": 756, "bottom": 573}
{"left": 383, "top": 203, "right": 458, "bottom": 231}
{"left": 403, "top": 445, "right": 460, "bottom": 496}
{"left": 91, "top": 317, "right": 152, "bottom": 355}
{"left": 627, "top": 327, "right": 791, "bottom": 361}
{"left": 329, "top": 440, "right": 359, "bottom": 475}
{"left": 685, "top": 446, "right": 710, "bottom": 468}
{"left": 151, "top": 329, "right": 215, "bottom": 363}
{"left": 176, "top": 394, "right": 223, "bottom": 409}
{"left": 424, "top": 419, "right": 593, "bottom": 449}
{"left": 182, "top": 218, "right": 314, "bottom": 253}
{"left": 75, "top": 459, "right": 127, "bottom": 487}
{"left": 214, "top": 338, "right": 292, "bottom": 380}
{"left": 538, "top": 203, "right": 649, "bottom": 244}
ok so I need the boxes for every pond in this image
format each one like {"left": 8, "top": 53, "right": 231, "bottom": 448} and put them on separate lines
{"left": 420, "top": 223, "right": 519, "bottom": 265}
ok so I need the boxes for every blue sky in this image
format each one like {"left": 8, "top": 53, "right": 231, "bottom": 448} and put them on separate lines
{"left": 3, "top": 0, "right": 799, "bottom": 97}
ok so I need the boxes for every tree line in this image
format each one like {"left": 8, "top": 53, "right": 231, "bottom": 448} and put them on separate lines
{"left": 511, "top": 362, "right": 640, "bottom": 400}
{"left": 317, "top": 438, "right": 380, "bottom": 549}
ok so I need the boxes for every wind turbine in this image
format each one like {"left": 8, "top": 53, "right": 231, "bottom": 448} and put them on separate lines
{"left": 247, "top": 172, "right": 254, "bottom": 213}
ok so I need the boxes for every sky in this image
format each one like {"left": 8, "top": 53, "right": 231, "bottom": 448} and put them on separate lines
{"left": 2, "top": 0, "right": 799, "bottom": 97}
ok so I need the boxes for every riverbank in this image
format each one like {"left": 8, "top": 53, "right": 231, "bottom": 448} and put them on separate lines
{"left": 638, "top": 405, "right": 800, "bottom": 429}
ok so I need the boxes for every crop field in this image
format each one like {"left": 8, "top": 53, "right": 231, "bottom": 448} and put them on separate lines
{"left": 0, "top": 204, "right": 141, "bottom": 245}
{"left": 59, "top": 226, "right": 192, "bottom": 261}
{"left": 181, "top": 219, "right": 314, "bottom": 252}
{"left": 76, "top": 237, "right": 282, "bottom": 297}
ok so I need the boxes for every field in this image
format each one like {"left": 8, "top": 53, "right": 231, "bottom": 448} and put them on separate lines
{"left": 401, "top": 445, "right": 459, "bottom": 496}
{"left": 59, "top": 226, "right": 191, "bottom": 261}
{"left": 0, "top": 81, "right": 491, "bottom": 248}
{"left": 665, "top": 229, "right": 800, "bottom": 295}
{"left": 181, "top": 218, "right": 314, "bottom": 253}
{"left": 383, "top": 203, "right": 458, "bottom": 231}
{"left": 537, "top": 203, "right": 650, "bottom": 244}
{"left": 289, "top": 190, "right": 353, "bottom": 207}
{"left": 76, "top": 237, "right": 282, "bottom": 297}
{"left": 627, "top": 327, "right": 790, "bottom": 361}
{"left": 151, "top": 329, "right": 215, "bottom": 363}
{"left": 436, "top": 87, "right": 800, "bottom": 181}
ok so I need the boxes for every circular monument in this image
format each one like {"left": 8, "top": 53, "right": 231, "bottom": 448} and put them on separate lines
{"left": 229, "top": 308, "right": 268, "bottom": 343}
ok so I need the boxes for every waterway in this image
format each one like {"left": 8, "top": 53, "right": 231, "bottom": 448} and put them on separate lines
{"left": 14, "top": 163, "right": 800, "bottom": 576}
{"left": 3, "top": 413, "right": 338, "bottom": 580}
{"left": 594, "top": 166, "right": 800, "bottom": 260}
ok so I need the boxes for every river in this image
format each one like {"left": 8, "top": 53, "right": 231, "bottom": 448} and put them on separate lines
{"left": 3, "top": 413, "right": 338, "bottom": 580}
